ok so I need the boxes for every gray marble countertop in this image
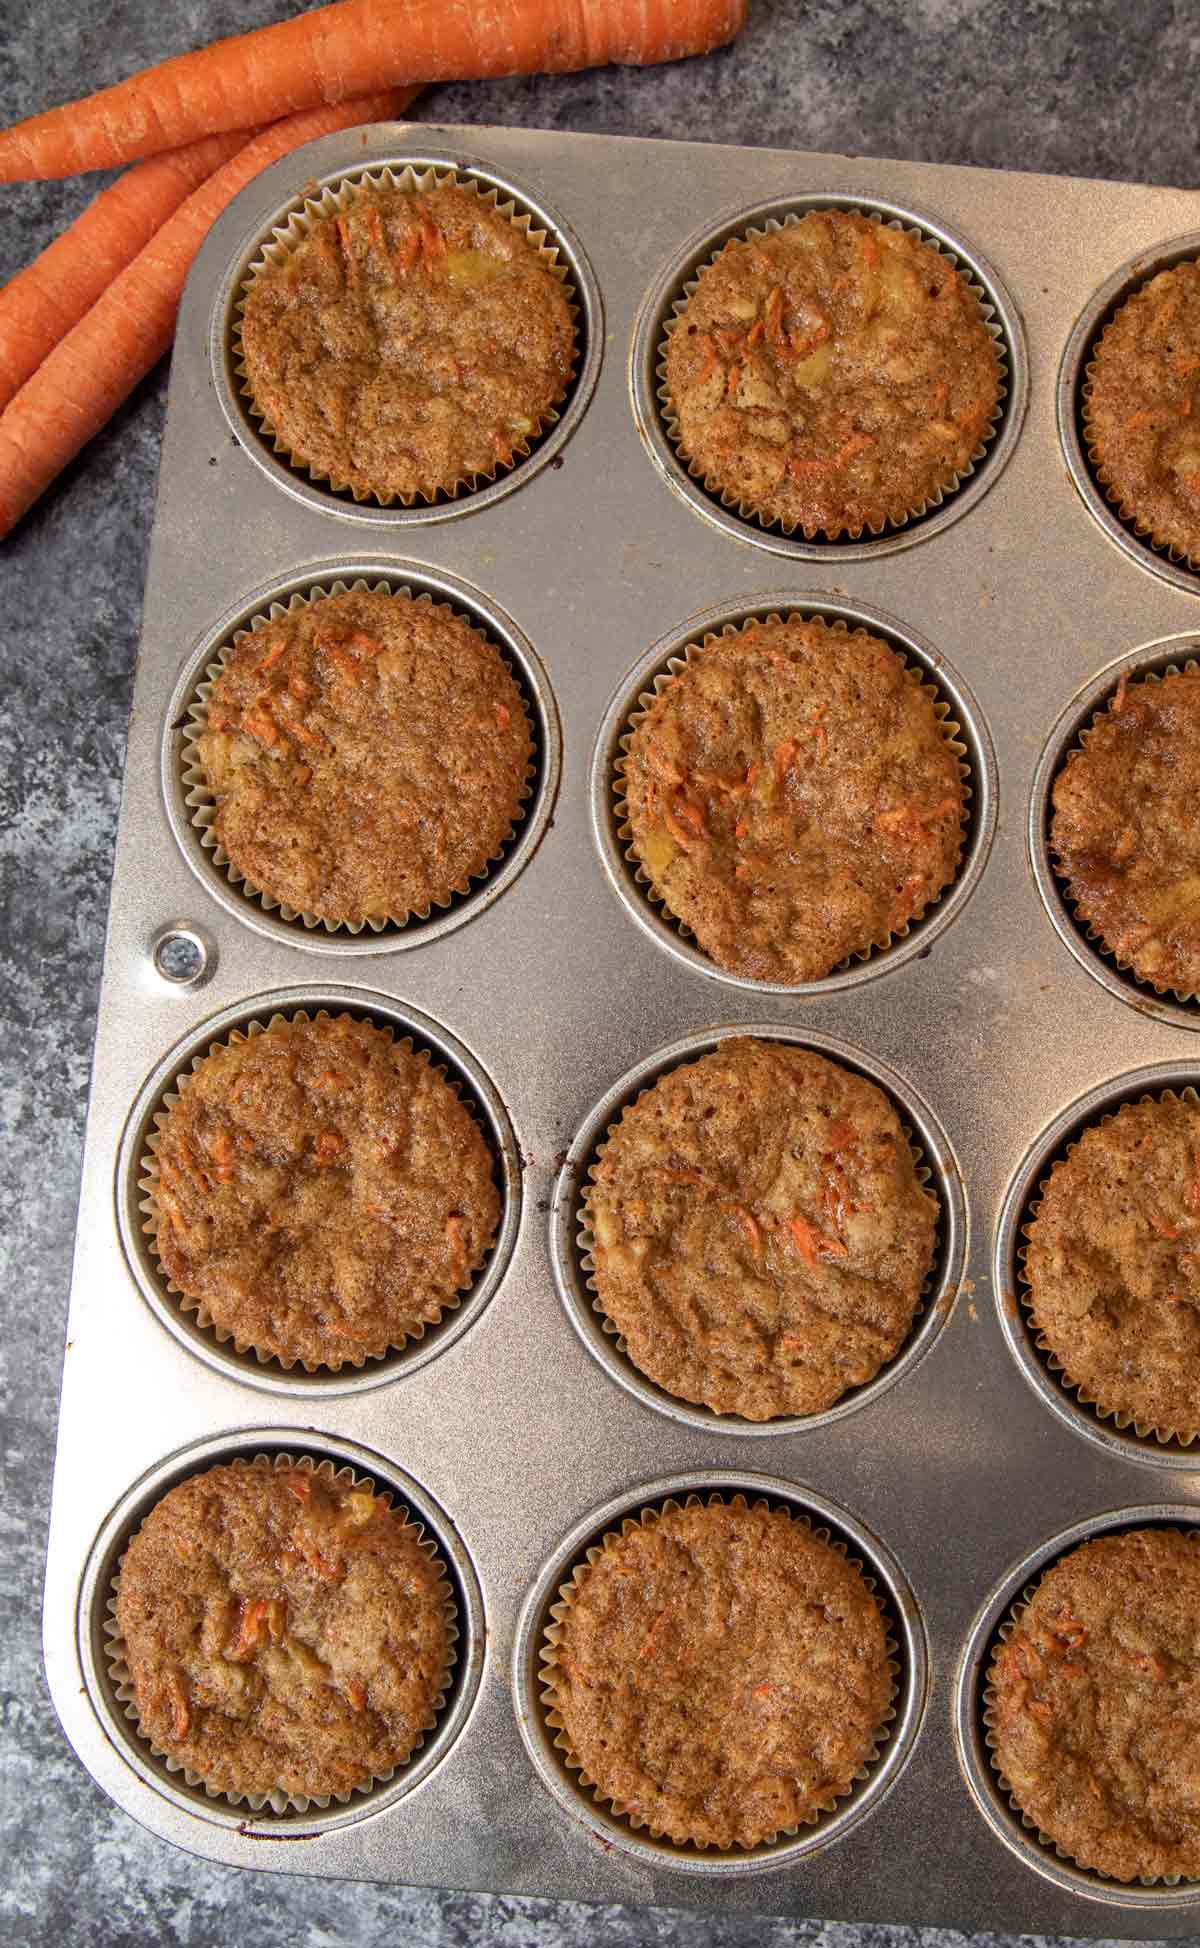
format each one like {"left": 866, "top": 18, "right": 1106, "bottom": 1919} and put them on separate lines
{"left": 3, "top": 3, "right": 1197, "bottom": 1942}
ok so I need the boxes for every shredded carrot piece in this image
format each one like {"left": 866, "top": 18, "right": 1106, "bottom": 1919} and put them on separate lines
{"left": 242, "top": 707, "right": 279, "bottom": 747}
{"left": 345, "top": 1678, "right": 367, "bottom": 1712}
{"left": 1185, "top": 1175, "right": 1200, "bottom": 1213}
{"left": 327, "top": 644, "right": 369, "bottom": 682}
{"left": 807, "top": 704, "right": 827, "bottom": 759}
{"left": 723, "top": 1201, "right": 762, "bottom": 1259}
{"left": 312, "top": 1129, "right": 344, "bottom": 1164}
{"left": 663, "top": 799, "right": 701, "bottom": 849}
{"left": 419, "top": 212, "right": 446, "bottom": 261}
{"left": 366, "top": 206, "right": 385, "bottom": 256}
{"left": 286, "top": 1472, "right": 312, "bottom": 1502}
{"left": 787, "top": 455, "right": 831, "bottom": 478}
{"left": 1112, "top": 672, "right": 1129, "bottom": 713}
{"left": 494, "top": 701, "right": 511, "bottom": 730}
{"left": 825, "top": 1119, "right": 858, "bottom": 1152}
{"left": 288, "top": 670, "right": 316, "bottom": 702}
{"left": 209, "top": 1127, "right": 235, "bottom": 1183}
{"left": 669, "top": 793, "right": 707, "bottom": 837}
{"left": 227, "top": 1598, "right": 272, "bottom": 1661}
{"left": 254, "top": 637, "right": 288, "bottom": 674}
{"left": 396, "top": 228, "right": 420, "bottom": 276}
{"left": 336, "top": 214, "right": 356, "bottom": 278}
{"left": 751, "top": 1681, "right": 772, "bottom": 1700}
{"left": 746, "top": 318, "right": 765, "bottom": 349}
{"left": 445, "top": 1212, "right": 469, "bottom": 1278}
{"left": 1126, "top": 1649, "right": 1167, "bottom": 1680}
{"left": 859, "top": 226, "right": 880, "bottom": 270}
{"left": 277, "top": 710, "right": 321, "bottom": 748}
{"left": 638, "top": 1607, "right": 671, "bottom": 1659}
{"left": 695, "top": 332, "right": 719, "bottom": 386}
{"left": 1149, "top": 1211, "right": 1180, "bottom": 1240}
{"left": 166, "top": 1671, "right": 190, "bottom": 1741}
{"left": 765, "top": 285, "right": 784, "bottom": 344}
{"left": 654, "top": 1165, "right": 712, "bottom": 1189}
{"left": 344, "top": 630, "right": 384, "bottom": 658}
{"left": 645, "top": 741, "right": 686, "bottom": 786}
{"left": 726, "top": 362, "right": 741, "bottom": 400}
{"left": 788, "top": 1215, "right": 848, "bottom": 1266}
{"left": 294, "top": 1531, "right": 346, "bottom": 1583}
{"left": 1123, "top": 406, "right": 1166, "bottom": 431}
{"left": 774, "top": 738, "right": 798, "bottom": 782}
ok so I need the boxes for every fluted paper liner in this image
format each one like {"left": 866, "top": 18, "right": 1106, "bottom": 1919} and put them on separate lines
{"left": 137, "top": 1008, "right": 499, "bottom": 1372}
{"left": 537, "top": 1491, "right": 899, "bottom": 1854}
{"left": 574, "top": 1042, "right": 941, "bottom": 1423}
{"left": 1048, "top": 659, "right": 1200, "bottom": 1006}
{"left": 233, "top": 164, "right": 579, "bottom": 506}
{"left": 1018, "top": 1087, "right": 1200, "bottom": 1448}
{"left": 1081, "top": 264, "right": 1200, "bottom": 576}
{"left": 103, "top": 1451, "right": 458, "bottom": 1815}
{"left": 612, "top": 614, "right": 972, "bottom": 982}
{"left": 982, "top": 1537, "right": 1200, "bottom": 1886}
{"left": 657, "top": 206, "right": 1008, "bottom": 542}
{"left": 179, "top": 578, "right": 537, "bottom": 935}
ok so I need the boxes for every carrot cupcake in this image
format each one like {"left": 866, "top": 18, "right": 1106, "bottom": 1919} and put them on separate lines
{"left": 1051, "top": 667, "right": 1200, "bottom": 994}
{"left": 989, "top": 1528, "right": 1200, "bottom": 1881}
{"left": 195, "top": 589, "right": 532, "bottom": 927}
{"left": 1084, "top": 262, "right": 1200, "bottom": 562}
{"left": 1023, "top": 1093, "right": 1200, "bottom": 1440}
{"left": 239, "top": 180, "right": 576, "bottom": 500}
{"left": 663, "top": 211, "right": 1000, "bottom": 536}
{"left": 584, "top": 1037, "right": 939, "bottom": 1420}
{"left": 622, "top": 615, "right": 965, "bottom": 984}
{"left": 544, "top": 1497, "right": 894, "bottom": 1849}
{"left": 114, "top": 1460, "right": 452, "bottom": 1802}
{"left": 146, "top": 1013, "right": 500, "bottom": 1368}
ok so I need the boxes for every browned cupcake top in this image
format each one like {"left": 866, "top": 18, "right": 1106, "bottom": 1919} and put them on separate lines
{"left": 547, "top": 1498, "right": 893, "bottom": 1850}
{"left": 1085, "top": 263, "right": 1200, "bottom": 562}
{"left": 240, "top": 182, "right": 576, "bottom": 500}
{"left": 584, "top": 1038, "right": 939, "bottom": 1420}
{"left": 148, "top": 1013, "right": 500, "bottom": 1368}
{"left": 1051, "top": 668, "right": 1200, "bottom": 994}
{"left": 990, "top": 1528, "right": 1200, "bottom": 1882}
{"left": 197, "top": 589, "right": 531, "bottom": 926}
{"left": 1024, "top": 1094, "right": 1200, "bottom": 1439}
{"left": 663, "top": 211, "right": 1000, "bottom": 535}
{"left": 115, "top": 1462, "right": 451, "bottom": 1802}
{"left": 622, "top": 617, "right": 965, "bottom": 983}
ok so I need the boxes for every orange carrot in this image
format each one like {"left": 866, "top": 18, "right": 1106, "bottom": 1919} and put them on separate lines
{"left": 0, "top": 0, "right": 747, "bottom": 180}
{"left": 0, "top": 89, "right": 415, "bottom": 539}
{"left": 0, "top": 127, "right": 256, "bottom": 413}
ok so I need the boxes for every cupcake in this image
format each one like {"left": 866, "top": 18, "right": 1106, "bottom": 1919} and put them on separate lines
{"left": 238, "top": 178, "right": 576, "bottom": 502}
{"left": 620, "top": 615, "right": 966, "bottom": 983}
{"left": 1023, "top": 1093, "right": 1200, "bottom": 1441}
{"left": 113, "top": 1459, "right": 452, "bottom": 1803}
{"left": 989, "top": 1528, "right": 1200, "bottom": 1882}
{"left": 1051, "top": 667, "right": 1200, "bottom": 995}
{"left": 662, "top": 211, "right": 1000, "bottom": 536}
{"left": 1084, "top": 262, "right": 1200, "bottom": 563}
{"left": 194, "top": 588, "right": 532, "bottom": 928}
{"left": 542, "top": 1496, "right": 894, "bottom": 1849}
{"left": 145, "top": 1012, "right": 500, "bottom": 1368}
{"left": 583, "top": 1037, "right": 939, "bottom": 1420}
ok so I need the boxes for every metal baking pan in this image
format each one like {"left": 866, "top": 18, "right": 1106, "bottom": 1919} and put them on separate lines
{"left": 40, "top": 120, "right": 1200, "bottom": 1932}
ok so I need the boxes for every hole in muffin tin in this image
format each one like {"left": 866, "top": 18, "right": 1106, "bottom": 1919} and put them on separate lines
{"left": 78, "top": 1429, "right": 485, "bottom": 1833}
{"left": 161, "top": 560, "right": 561, "bottom": 956}
{"left": 590, "top": 592, "right": 997, "bottom": 995}
{"left": 150, "top": 923, "right": 213, "bottom": 989}
{"left": 210, "top": 148, "right": 603, "bottom": 524}
{"left": 512, "top": 1470, "right": 927, "bottom": 1873}
{"left": 1029, "top": 634, "right": 1200, "bottom": 1028}
{"left": 994, "top": 1061, "right": 1200, "bottom": 1470}
{"left": 1058, "top": 231, "right": 1200, "bottom": 594}
{"left": 955, "top": 1504, "right": 1200, "bottom": 1905}
{"left": 115, "top": 987, "right": 521, "bottom": 1395}
{"left": 630, "top": 191, "right": 1026, "bottom": 559}
{"left": 549, "top": 1024, "right": 967, "bottom": 1436}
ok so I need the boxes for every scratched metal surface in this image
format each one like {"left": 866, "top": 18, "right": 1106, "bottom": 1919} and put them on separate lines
{"left": 38, "top": 121, "right": 1200, "bottom": 1932}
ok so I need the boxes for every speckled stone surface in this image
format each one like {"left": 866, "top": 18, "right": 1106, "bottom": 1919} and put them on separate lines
{"left": 2, "top": 3, "right": 1198, "bottom": 1942}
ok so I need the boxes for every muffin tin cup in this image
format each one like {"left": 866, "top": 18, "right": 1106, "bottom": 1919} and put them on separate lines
{"left": 162, "top": 559, "right": 560, "bottom": 956}
{"left": 512, "top": 1472, "right": 926, "bottom": 1874}
{"left": 590, "top": 592, "right": 997, "bottom": 996}
{"left": 116, "top": 988, "right": 522, "bottom": 1396}
{"left": 631, "top": 192, "right": 1027, "bottom": 560}
{"left": 80, "top": 1431, "right": 486, "bottom": 1834}
{"left": 175, "top": 570, "right": 546, "bottom": 943}
{"left": 213, "top": 149, "right": 602, "bottom": 524}
{"left": 1059, "top": 232, "right": 1200, "bottom": 591}
{"left": 550, "top": 1024, "right": 967, "bottom": 1437}
{"left": 955, "top": 1506, "right": 1200, "bottom": 1906}
{"left": 994, "top": 1063, "right": 1200, "bottom": 1468}
{"left": 1030, "top": 636, "right": 1200, "bottom": 1023}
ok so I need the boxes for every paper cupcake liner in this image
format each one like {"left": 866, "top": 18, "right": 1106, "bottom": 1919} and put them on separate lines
{"left": 537, "top": 1490, "right": 900, "bottom": 1852}
{"left": 138, "top": 1008, "right": 499, "bottom": 1373}
{"left": 982, "top": 1548, "right": 1200, "bottom": 1886}
{"left": 1018, "top": 1086, "right": 1200, "bottom": 1448}
{"left": 180, "top": 577, "right": 537, "bottom": 935}
{"left": 1081, "top": 267, "right": 1200, "bottom": 576}
{"left": 103, "top": 1451, "right": 459, "bottom": 1815}
{"left": 1048, "top": 658, "right": 1200, "bottom": 1006}
{"left": 613, "top": 615, "right": 972, "bottom": 980}
{"left": 657, "top": 207, "right": 1008, "bottom": 542}
{"left": 575, "top": 1048, "right": 940, "bottom": 1422}
{"left": 233, "top": 164, "right": 579, "bottom": 507}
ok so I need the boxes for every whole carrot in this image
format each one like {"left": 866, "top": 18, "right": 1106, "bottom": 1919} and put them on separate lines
{"left": 0, "top": 88, "right": 416, "bottom": 539}
{"left": 0, "top": 128, "right": 257, "bottom": 413}
{"left": 0, "top": 0, "right": 747, "bottom": 181}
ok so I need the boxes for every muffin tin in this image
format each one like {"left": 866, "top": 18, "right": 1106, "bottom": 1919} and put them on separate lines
{"left": 40, "top": 123, "right": 1200, "bottom": 1931}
